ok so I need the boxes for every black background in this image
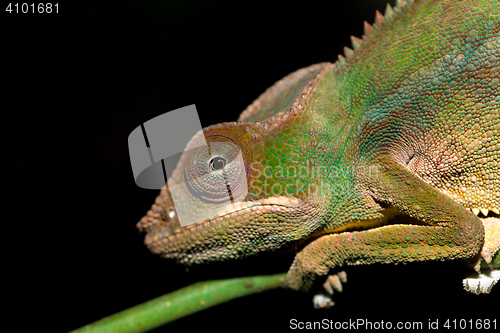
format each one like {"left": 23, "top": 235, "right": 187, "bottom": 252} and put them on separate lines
{"left": 2, "top": 1, "right": 497, "bottom": 332}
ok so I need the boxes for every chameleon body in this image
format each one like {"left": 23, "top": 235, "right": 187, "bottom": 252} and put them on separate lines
{"left": 139, "top": 0, "right": 500, "bottom": 299}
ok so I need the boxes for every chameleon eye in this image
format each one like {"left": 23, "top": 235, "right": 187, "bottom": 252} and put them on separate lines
{"left": 184, "top": 135, "right": 247, "bottom": 202}
{"left": 209, "top": 157, "right": 227, "bottom": 171}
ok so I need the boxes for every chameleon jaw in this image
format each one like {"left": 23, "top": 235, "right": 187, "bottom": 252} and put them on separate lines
{"left": 176, "top": 195, "right": 306, "bottom": 235}
{"left": 212, "top": 196, "right": 303, "bottom": 218}
{"left": 142, "top": 194, "right": 313, "bottom": 263}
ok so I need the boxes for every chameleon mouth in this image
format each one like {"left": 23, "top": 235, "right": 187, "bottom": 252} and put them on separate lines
{"left": 211, "top": 195, "right": 303, "bottom": 218}
{"left": 167, "top": 195, "right": 305, "bottom": 236}
{"left": 141, "top": 195, "right": 308, "bottom": 259}
{"left": 141, "top": 193, "right": 304, "bottom": 239}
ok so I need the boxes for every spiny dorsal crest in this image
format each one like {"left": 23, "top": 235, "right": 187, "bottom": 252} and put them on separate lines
{"left": 336, "top": 0, "right": 414, "bottom": 67}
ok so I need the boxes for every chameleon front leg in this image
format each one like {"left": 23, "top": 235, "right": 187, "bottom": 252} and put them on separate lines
{"left": 286, "top": 156, "right": 484, "bottom": 291}
{"left": 462, "top": 218, "right": 500, "bottom": 294}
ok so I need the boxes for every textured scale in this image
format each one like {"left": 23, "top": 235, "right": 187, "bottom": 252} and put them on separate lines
{"left": 138, "top": 0, "right": 500, "bottom": 296}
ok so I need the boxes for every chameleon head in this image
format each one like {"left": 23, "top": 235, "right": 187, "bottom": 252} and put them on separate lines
{"left": 137, "top": 113, "right": 332, "bottom": 264}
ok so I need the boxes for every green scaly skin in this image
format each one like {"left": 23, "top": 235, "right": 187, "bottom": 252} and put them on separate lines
{"left": 138, "top": 0, "right": 500, "bottom": 293}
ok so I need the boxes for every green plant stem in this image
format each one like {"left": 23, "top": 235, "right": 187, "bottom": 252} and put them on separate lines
{"left": 70, "top": 272, "right": 287, "bottom": 333}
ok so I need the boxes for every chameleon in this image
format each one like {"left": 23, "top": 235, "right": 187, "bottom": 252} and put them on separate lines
{"left": 138, "top": 0, "right": 500, "bottom": 306}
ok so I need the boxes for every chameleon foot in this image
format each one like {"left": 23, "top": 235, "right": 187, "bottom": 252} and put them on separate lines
{"left": 463, "top": 268, "right": 500, "bottom": 294}
{"left": 313, "top": 271, "right": 347, "bottom": 309}
{"left": 313, "top": 294, "right": 335, "bottom": 309}
{"left": 322, "top": 271, "right": 347, "bottom": 294}
{"left": 470, "top": 217, "right": 500, "bottom": 271}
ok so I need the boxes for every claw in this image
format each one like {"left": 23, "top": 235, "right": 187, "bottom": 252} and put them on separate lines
{"left": 338, "top": 270, "right": 347, "bottom": 283}
{"left": 322, "top": 271, "right": 347, "bottom": 295}
{"left": 323, "top": 274, "right": 342, "bottom": 294}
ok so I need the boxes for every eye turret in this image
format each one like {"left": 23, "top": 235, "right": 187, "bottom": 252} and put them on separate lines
{"left": 184, "top": 135, "right": 247, "bottom": 202}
